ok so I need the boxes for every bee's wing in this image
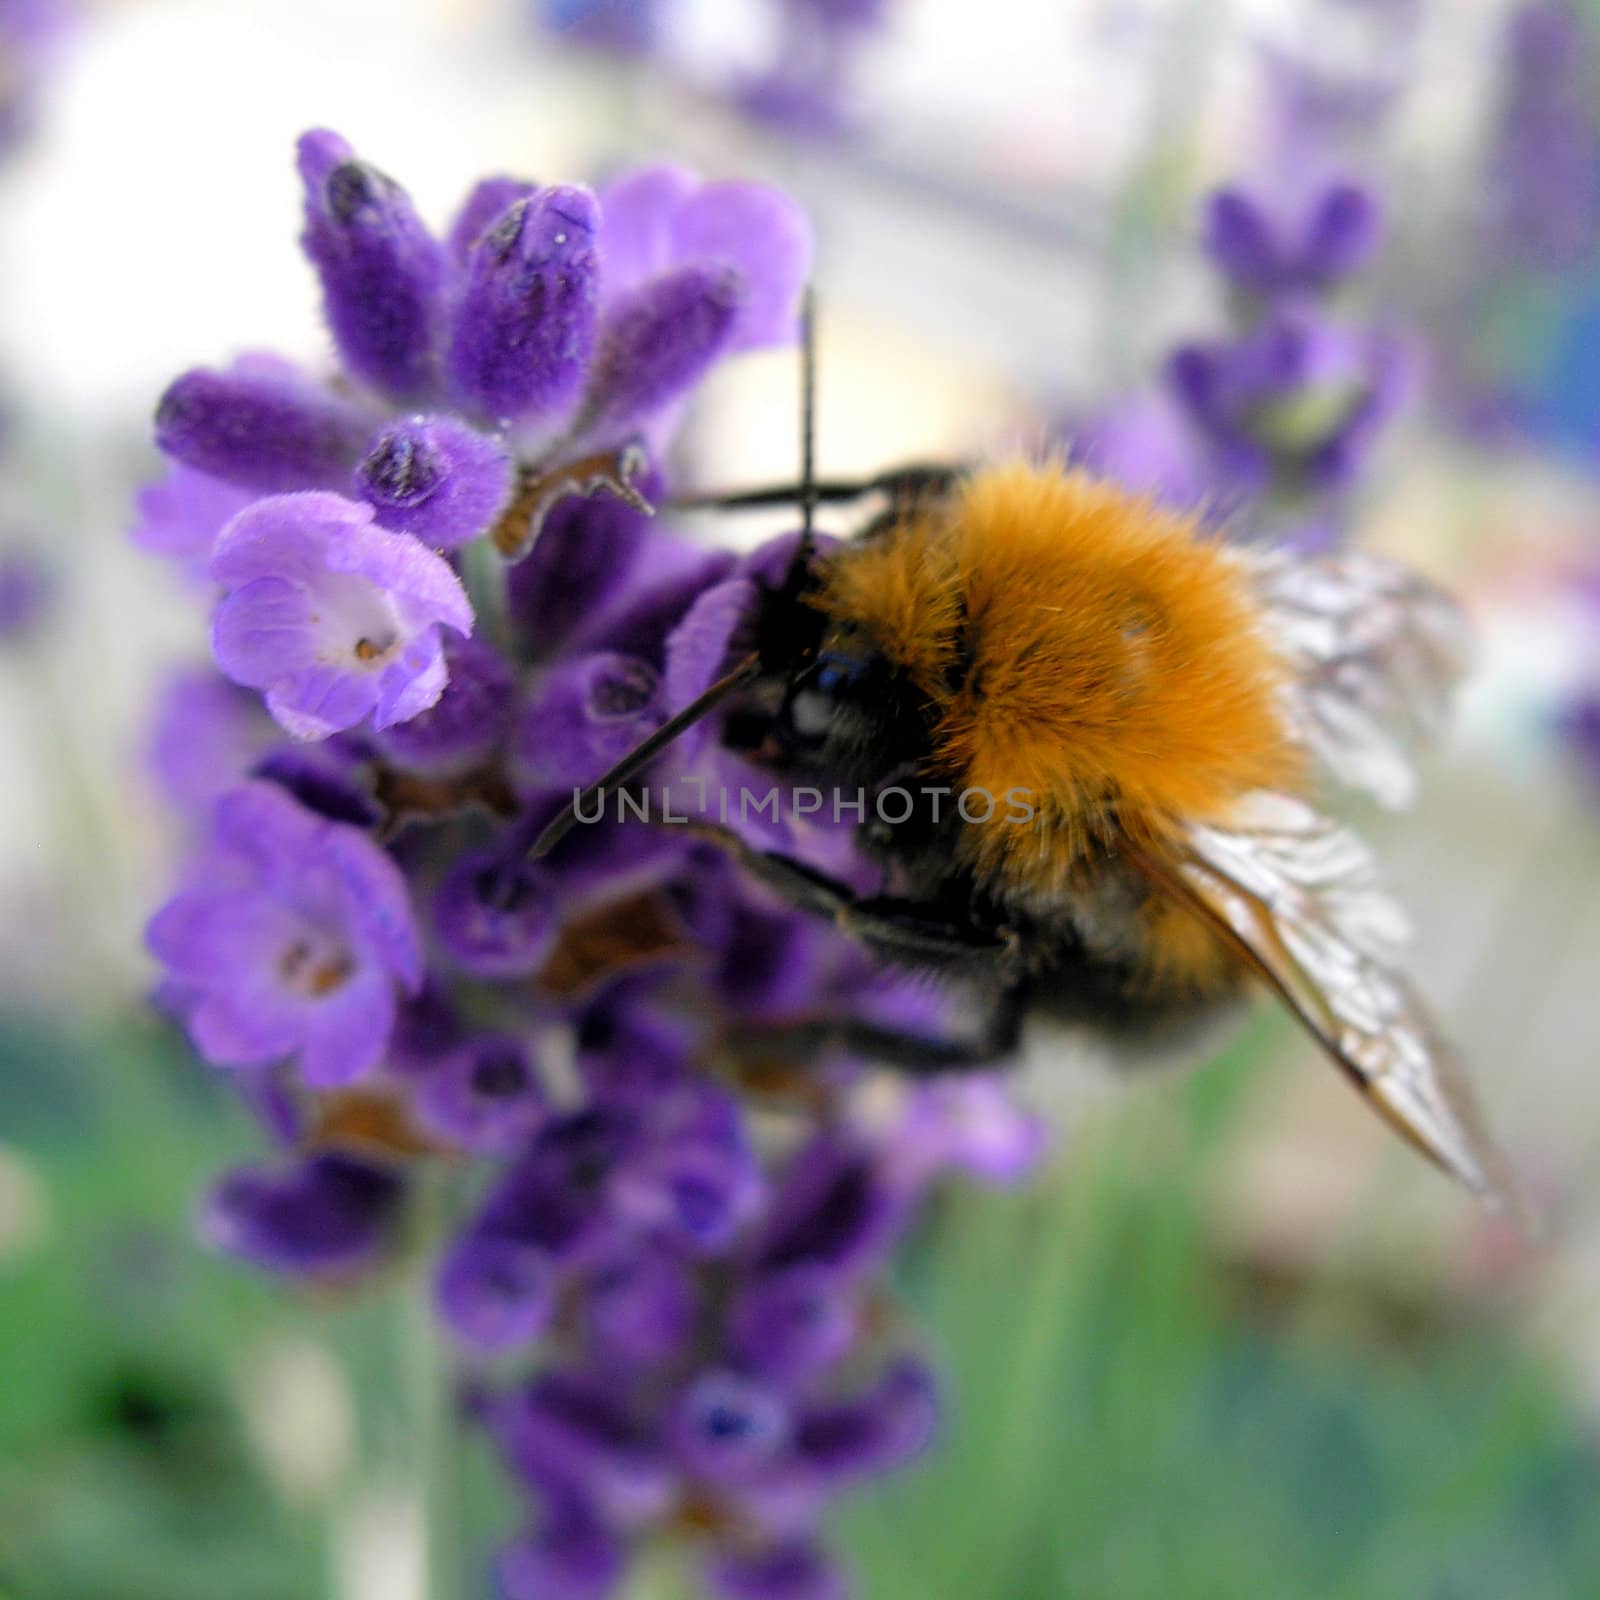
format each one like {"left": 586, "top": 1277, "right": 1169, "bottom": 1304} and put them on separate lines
{"left": 1252, "top": 548, "right": 1473, "bottom": 809}
{"left": 1137, "top": 791, "right": 1512, "bottom": 1205}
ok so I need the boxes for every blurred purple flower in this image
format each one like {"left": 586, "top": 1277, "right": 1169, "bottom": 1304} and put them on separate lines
{"left": 146, "top": 781, "right": 422, "bottom": 1085}
{"left": 204, "top": 1152, "right": 404, "bottom": 1276}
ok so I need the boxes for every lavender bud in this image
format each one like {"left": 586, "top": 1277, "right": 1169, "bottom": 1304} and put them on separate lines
{"left": 355, "top": 414, "right": 514, "bottom": 550}
{"left": 447, "top": 185, "right": 600, "bottom": 427}
{"left": 154, "top": 365, "right": 373, "bottom": 492}
{"left": 578, "top": 263, "right": 744, "bottom": 443}
{"left": 297, "top": 130, "right": 447, "bottom": 402}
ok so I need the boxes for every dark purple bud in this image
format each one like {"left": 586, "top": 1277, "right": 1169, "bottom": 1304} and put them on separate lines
{"left": 154, "top": 364, "right": 373, "bottom": 492}
{"left": 1201, "top": 188, "right": 1280, "bottom": 292}
{"left": 496, "top": 1372, "right": 672, "bottom": 1521}
{"left": 578, "top": 264, "right": 744, "bottom": 443}
{"left": 512, "top": 651, "right": 664, "bottom": 793}
{"left": 729, "top": 1266, "right": 855, "bottom": 1386}
{"left": 674, "top": 1370, "right": 792, "bottom": 1485}
{"left": 416, "top": 1031, "right": 546, "bottom": 1154}
{"left": 1302, "top": 183, "right": 1381, "bottom": 284}
{"left": 584, "top": 1245, "right": 697, "bottom": 1366}
{"left": 355, "top": 415, "right": 514, "bottom": 550}
{"left": 252, "top": 746, "right": 382, "bottom": 829}
{"left": 297, "top": 130, "right": 447, "bottom": 402}
{"left": 371, "top": 634, "right": 516, "bottom": 776}
{"left": 576, "top": 1003, "right": 692, "bottom": 1106}
{"left": 705, "top": 1541, "right": 850, "bottom": 1600}
{"left": 448, "top": 185, "right": 600, "bottom": 427}
{"left": 449, "top": 175, "right": 538, "bottom": 262}
{"left": 203, "top": 1153, "right": 403, "bottom": 1276}
{"left": 436, "top": 1234, "right": 554, "bottom": 1351}
{"left": 386, "top": 978, "right": 464, "bottom": 1077}
{"left": 434, "top": 849, "right": 559, "bottom": 979}
{"left": 496, "top": 1509, "right": 624, "bottom": 1600}
{"left": 754, "top": 1139, "right": 905, "bottom": 1280}
{"left": 794, "top": 1357, "right": 938, "bottom": 1480}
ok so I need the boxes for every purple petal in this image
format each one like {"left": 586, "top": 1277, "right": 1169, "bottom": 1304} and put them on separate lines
{"left": 513, "top": 651, "right": 664, "bottom": 793}
{"left": 1301, "top": 182, "right": 1381, "bottom": 284}
{"left": 371, "top": 633, "right": 516, "bottom": 775}
{"left": 265, "top": 665, "right": 381, "bottom": 741}
{"left": 583, "top": 1245, "right": 697, "bottom": 1366}
{"left": 209, "top": 490, "right": 367, "bottom": 588}
{"left": 417, "top": 1032, "right": 546, "bottom": 1154}
{"left": 705, "top": 1541, "right": 851, "bottom": 1600}
{"left": 597, "top": 163, "right": 697, "bottom": 298}
{"left": 662, "top": 576, "right": 755, "bottom": 711}
{"left": 324, "top": 825, "right": 424, "bottom": 989}
{"left": 728, "top": 1266, "right": 855, "bottom": 1387}
{"left": 495, "top": 1511, "right": 624, "bottom": 1600}
{"left": 297, "top": 130, "right": 447, "bottom": 402}
{"left": 434, "top": 850, "right": 559, "bottom": 979}
{"left": 354, "top": 415, "right": 514, "bottom": 550}
{"left": 507, "top": 466, "right": 661, "bottom": 658}
{"left": 298, "top": 970, "right": 394, "bottom": 1086}
{"left": 325, "top": 512, "right": 474, "bottom": 636}
{"left": 373, "top": 633, "right": 448, "bottom": 728}
{"left": 188, "top": 987, "right": 305, "bottom": 1067}
{"left": 146, "top": 667, "right": 274, "bottom": 815}
{"left": 155, "top": 363, "right": 373, "bottom": 493}
{"left": 1200, "top": 187, "right": 1281, "bottom": 292}
{"left": 673, "top": 1370, "right": 792, "bottom": 1485}
{"left": 671, "top": 181, "right": 813, "bottom": 350}
{"left": 793, "top": 1357, "right": 938, "bottom": 1479}
{"left": 212, "top": 576, "right": 321, "bottom": 687}
{"left": 204, "top": 1152, "right": 403, "bottom": 1276}
{"left": 578, "top": 264, "right": 743, "bottom": 443}
{"left": 448, "top": 185, "right": 600, "bottom": 427}
{"left": 437, "top": 1235, "right": 555, "bottom": 1351}
{"left": 131, "top": 463, "right": 256, "bottom": 568}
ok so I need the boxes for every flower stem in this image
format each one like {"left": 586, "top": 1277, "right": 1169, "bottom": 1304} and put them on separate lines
{"left": 414, "top": 1170, "right": 468, "bottom": 1600}
{"left": 461, "top": 535, "right": 512, "bottom": 659}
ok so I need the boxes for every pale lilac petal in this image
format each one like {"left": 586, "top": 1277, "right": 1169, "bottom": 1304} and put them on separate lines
{"left": 672, "top": 181, "right": 813, "bottom": 350}
{"left": 299, "top": 972, "right": 394, "bottom": 1086}
{"left": 326, "top": 827, "right": 424, "bottom": 989}
{"left": 210, "top": 492, "right": 364, "bottom": 588}
{"left": 663, "top": 576, "right": 755, "bottom": 711}
{"left": 374, "top": 632, "right": 448, "bottom": 728}
{"left": 267, "top": 666, "right": 380, "bottom": 740}
{"left": 328, "top": 516, "right": 474, "bottom": 636}
{"left": 189, "top": 987, "right": 304, "bottom": 1067}
{"left": 597, "top": 162, "right": 697, "bottom": 298}
{"left": 212, "top": 576, "right": 321, "bottom": 687}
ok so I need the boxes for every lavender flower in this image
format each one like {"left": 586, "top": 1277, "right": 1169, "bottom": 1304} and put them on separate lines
{"left": 1077, "top": 174, "right": 1405, "bottom": 548}
{"left": 209, "top": 492, "right": 473, "bottom": 739}
{"left": 133, "top": 130, "right": 1038, "bottom": 1600}
{"left": 146, "top": 781, "right": 421, "bottom": 1085}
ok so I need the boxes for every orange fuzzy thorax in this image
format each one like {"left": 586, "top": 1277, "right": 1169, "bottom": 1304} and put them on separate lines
{"left": 814, "top": 461, "right": 1303, "bottom": 895}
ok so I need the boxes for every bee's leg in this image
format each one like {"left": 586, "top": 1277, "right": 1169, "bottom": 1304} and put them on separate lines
{"left": 673, "top": 464, "right": 961, "bottom": 513}
{"left": 725, "top": 983, "right": 1028, "bottom": 1075}
{"left": 682, "top": 820, "right": 1018, "bottom": 978}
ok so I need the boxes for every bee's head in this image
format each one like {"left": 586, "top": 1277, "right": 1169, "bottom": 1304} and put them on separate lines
{"left": 775, "top": 621, "right": 930, "bottom": 779}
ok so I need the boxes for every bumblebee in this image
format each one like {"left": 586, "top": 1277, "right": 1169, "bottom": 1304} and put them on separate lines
{"left": 532, "top": 406, "right": 1505, "bottom": 1206}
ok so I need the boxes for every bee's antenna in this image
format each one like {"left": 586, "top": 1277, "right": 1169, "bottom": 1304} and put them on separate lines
{"left": 799, "top": 282, "right": 817, "bottom": 562}
{"left": 528, "top": 653, "right": 762, "bottom": 860}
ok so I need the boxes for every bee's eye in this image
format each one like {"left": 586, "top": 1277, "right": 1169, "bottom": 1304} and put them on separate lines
{"left": 785, "top": 653, "right": 864, "bottom": 746}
